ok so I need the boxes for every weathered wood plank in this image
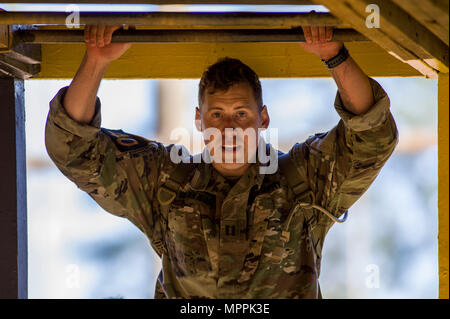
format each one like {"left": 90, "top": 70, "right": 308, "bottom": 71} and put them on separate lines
{"left": 0, "top": 9, "right": 11, "bottom": 50}
{"left": 14, "top": 28, "right": 367, "bottom": 44}
{"left": 0, "top": 78, "right": 28, "bottom": 299}
{"left": 0, "top": 23, "right": 10, "bottom": 50}
{"left": 391, "top": 0, "right": 449, "bottom": 46}
{"left": 313, "top": 0, "right": 442, "bottom": 78}
{"left": 363, "top": 0, "right": 448, "bottom": 72}
{"left": 0, "top": 25, "right": 41, "bottom": 79}
{"left": 0, "top": 11, "right": 342, "bottom": 27}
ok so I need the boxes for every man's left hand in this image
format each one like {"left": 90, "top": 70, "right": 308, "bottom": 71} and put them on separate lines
{"left": 299, "top": 26, "right": 344, "bottom": 61}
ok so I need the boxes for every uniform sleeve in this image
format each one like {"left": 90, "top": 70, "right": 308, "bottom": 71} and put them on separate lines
{"left": 44, "top": 86, "right": 168, "bottom": 238}
{"left": 290, "top": 78, "right": 399, "bottom": 226}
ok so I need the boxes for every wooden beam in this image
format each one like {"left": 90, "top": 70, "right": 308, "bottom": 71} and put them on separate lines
{"left": 0, "top": 11, "right": 341, "bottom": 27}
{"left": 0, "top": 9, "right": 11, "bottom": 50}
{"left": 438, "top": 72, "right": 449, "bottom": 299}
{"left": 0, "top": 77, "right": 28, "bottom": 299}
{"left": 0, "top": 0, "right": 316, "bottom": 4}
{"left": 36, "top": 41, "right": 421, "bottom": 79}
{"left": 372, "top": 0, "right": 448, "bottom": 72}
{"left": 391, "top": 0, "right": 449, "bottom": 46}
{"left": 0, "top": 24, "right": 11, "bottom": 51}
{"left": 0, "top": 26, "right": 41, "bottom": 79}
{"left": 313, "top": 0, "right": 447, "bottom": 78}
{"left": 14, "top": 28, "right": 367, "bottom": 44}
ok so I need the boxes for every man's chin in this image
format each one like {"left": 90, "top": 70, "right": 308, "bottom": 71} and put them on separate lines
{"left": 213, "top": 162, "right": 250, "bottom": 177}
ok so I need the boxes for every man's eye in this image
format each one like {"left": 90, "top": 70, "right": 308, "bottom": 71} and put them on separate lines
{"left": 212, "top": 112, "right": 222, "bottom": 118}
{"left": 237, "top": 112, "right": 247, "bottom": 118}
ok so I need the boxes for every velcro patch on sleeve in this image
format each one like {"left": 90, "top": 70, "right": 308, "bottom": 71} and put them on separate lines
{"left": 101, "top": 128, "right": 152, "bottom": 153}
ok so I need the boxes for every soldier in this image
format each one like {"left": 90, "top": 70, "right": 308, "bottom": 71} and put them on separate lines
{"left": 45, "top": 24, "right": 398, "bottom": 299}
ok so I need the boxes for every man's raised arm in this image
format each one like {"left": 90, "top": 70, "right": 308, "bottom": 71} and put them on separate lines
{"left": 44, "top": 24, "right": 168, "bottom": 244}
{"left": 300, "top": 25, "right": 374, "bottom": 115}
{"left": 290, "top": 25, "right": 399, "bottom": 228}
{"left": 63, "top": 25, "right": 133, "bottom": 124}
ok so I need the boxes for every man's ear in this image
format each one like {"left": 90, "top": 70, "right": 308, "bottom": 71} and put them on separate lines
{"left": 260, "top": 105, "right": 270, "bottom": 130}
{"left": 195, "top": 107, "right": 202, "bottom": 131}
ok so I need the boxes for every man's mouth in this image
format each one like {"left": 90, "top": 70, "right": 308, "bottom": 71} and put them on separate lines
{"left": 222, "top": 144, "right": 241, "bottom": 151}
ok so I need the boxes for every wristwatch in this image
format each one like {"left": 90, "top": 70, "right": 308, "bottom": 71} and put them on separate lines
{"left": 322, "top": 45, "right": 349, "bottom": 69}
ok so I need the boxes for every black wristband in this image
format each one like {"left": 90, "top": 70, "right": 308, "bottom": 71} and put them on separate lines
{"left": 322, "top": 45, "right": 349, "bottom": 69}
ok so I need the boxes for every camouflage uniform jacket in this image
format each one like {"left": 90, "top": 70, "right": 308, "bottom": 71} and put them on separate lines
{"left": 45, "top": 78, "right": 398, "bottom": 299}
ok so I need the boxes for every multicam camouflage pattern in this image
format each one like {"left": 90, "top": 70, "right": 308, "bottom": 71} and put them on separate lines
{"left": 45, "top": 78, "right": 398, "bottom": 299}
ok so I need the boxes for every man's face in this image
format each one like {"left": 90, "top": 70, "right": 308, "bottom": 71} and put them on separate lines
{"left": 195, "top": 82, "right": 270, "bottom": 177}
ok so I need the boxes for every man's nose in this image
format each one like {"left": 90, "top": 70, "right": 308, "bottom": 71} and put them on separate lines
{"left": 221, "top": 114, "right": 236, "bottom": 131}
{"left": 219, "top": 115, "right": 236, "bottom": 142}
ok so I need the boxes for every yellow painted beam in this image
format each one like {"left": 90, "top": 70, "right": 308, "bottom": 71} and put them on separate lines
{"left": 313, "top": 0, "right": 444, "bottom": 78}
{"left": 36, "top": 42, "right": 421, "bottom": 79}
{"left": 438, "top": 72, "right": 449, "bottom": 299}
{"left": 391, "top": 0, "right": 449, "bottom": 46}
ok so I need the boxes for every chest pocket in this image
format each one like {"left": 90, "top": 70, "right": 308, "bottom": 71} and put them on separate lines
{"left": 165, "top": 198, "right": 211, "bottom": 276}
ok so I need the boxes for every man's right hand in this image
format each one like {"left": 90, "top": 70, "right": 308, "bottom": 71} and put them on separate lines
{"left": 62, "top": 24, "right": 135, "bottom": 124}
{"left": 84, "top": 24, "right": 134, "bottom": 64}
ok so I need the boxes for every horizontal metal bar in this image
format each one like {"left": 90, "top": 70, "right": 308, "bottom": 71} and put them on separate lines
{"left": 13, "top": 28, "right": 368, "bottom": 43}
{"left": 0, "top": 11, "right": 341, "bottom": 27}
{"left": 0, "top": 0, "right": 316, "bottom": 4}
